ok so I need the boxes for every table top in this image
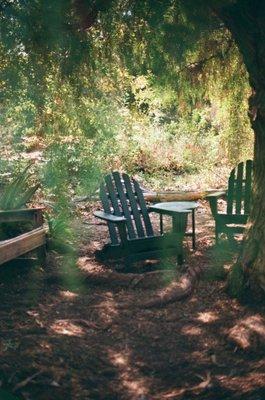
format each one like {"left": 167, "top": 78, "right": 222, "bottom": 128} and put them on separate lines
{"left": 149, "top": 201, "right": 198, "bottom": 215}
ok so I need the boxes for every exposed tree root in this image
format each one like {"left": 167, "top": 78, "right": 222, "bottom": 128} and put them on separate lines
{"left": 82, "top": 267, "right": 180, "bottom": 289}
{"left": 155, "top": 371, "right": 212, "bottom": 399}
{"left": 139, "top": 265, "right": 202, "bottom": 308}
{"left": 79, "top": 257, "right": 203, "bottom": 308}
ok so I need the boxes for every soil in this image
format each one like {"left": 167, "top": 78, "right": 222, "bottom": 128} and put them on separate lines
{"left": 0, "top": 201, "right": 265, "bottom": 400}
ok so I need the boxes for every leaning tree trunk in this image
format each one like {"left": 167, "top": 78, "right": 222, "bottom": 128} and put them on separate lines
{"left": 227, "top": 102, "right": 265, "bottom": 297}
{"left": 239, "top": 111, "right": 265, "bottom": 294}
{"left": 217, "top": 1, "right": 265, "bottom": 296}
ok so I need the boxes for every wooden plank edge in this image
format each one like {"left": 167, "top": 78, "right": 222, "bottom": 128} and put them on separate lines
{"left": 0, "top": 227, "right": 46, "bottom": 265}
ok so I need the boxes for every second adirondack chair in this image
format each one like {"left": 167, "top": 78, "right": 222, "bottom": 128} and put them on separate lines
{"left": 207, "top": 160, "right": 253, "bottom": 243}
{"left": 94, "top": 171, "right": 189, "bottom": 267}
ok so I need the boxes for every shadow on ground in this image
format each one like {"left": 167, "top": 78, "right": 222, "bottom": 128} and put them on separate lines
{"left": 0, "top": 202, "right": 265, "bottom": 400}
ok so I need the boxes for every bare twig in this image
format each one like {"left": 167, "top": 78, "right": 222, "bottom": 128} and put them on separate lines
{"left": 13, "top": 371, "right": 43, "bottom": 392}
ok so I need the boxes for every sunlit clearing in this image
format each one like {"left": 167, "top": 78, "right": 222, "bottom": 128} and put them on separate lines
{"left": 181, "top": 325, "right": 202, "bottom": 335}
{"left": 50, "top": 319, "right": 85, "bottom": 337}
{"left": 197, "top": 311, "right": 218, "bottom": 323}
{"left": 108, "top": 349, "right": 150, "bottom": 397}
{"left": 59, "top": 290, "right": 79, "bottom": 299}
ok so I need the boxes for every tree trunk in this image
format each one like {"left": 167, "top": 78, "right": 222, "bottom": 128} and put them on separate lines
{"left": 239, "top": 111, "right": 265, "bottom": 294}
{"left": 217, "top": 1, "right": 265, "bottom": 296}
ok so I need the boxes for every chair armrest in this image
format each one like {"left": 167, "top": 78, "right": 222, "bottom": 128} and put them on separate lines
{"left": 206, "top": 192, "right": 226, "bottom": 217}
{"left": 94, "top": 211, "right": 126, "bottom": 224}
{"left": 147, "top": 207, "right": 154, "bottom": 213}
{"left": 205, "top": 190, "right": 226, "bottom": 199}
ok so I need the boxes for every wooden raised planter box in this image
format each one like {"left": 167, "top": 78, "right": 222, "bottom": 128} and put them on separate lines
{"left": 0, "top": 208, "right": 46, "bottom": 266}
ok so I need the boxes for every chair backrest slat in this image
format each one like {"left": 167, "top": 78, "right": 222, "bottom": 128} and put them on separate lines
{"left": 105, "top": 174, "right": 122, "bottom": 216}
{"left": 112, "top": 172, "right": 136, "bottom": 239}
{"left": 244, "top": 159, "right": 253, "bottom": 214}
{"left": 99, "top": 184, "right": 119, "bottom": 245}
{"left": 122, "top": 173, "right": 145, "bottom": 238}
{"left": 235, "top": 161, "right": 244, "bottom": 214}
{"left": 133, "top": 178, "right": 154, "bottom": 237}
{"left": 227, "top": 169, "right": 235, "bottom": 214}
{"left": 227, "top": 160, "right": 253, "bottom": 215}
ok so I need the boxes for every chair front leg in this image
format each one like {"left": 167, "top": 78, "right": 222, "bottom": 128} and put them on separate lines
{"left": 208, "top": 197, "right": 218, "bottom": 217}
{"left": 215, "top": 223, "right": 219, "bottom": 244}
{"left": 191, "top": 209, "right": 196, "bottom": 249}
{"left": 208, "top": 197, "right": 219, "bottom": 244}
{"left": 160, "top": 214, "right": 164, "bottom": 234}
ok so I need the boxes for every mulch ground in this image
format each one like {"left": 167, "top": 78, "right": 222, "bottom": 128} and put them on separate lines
{"left": 0, "top": 201, "right": 265, "bottom": 400}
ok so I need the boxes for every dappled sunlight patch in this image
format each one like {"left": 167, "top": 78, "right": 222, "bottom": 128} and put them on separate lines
{"left": 228, "top": 315, "right": 265, "bottom": 349}
{"left": 50, "top": 319, "right": 85, "bottom": 337}
{"left": 108, "top": 349, "right": 150, "bottom": 398}
{"left": 59, "top": 290, "right": 79, "bottom": 300}
{"left": 189, "top": 350, "right": 209, "bottom": 363}
{"left": 89, "top": 293, "right": 121, "bottom": 328}
{"left": 97, "top": 293, "right": 119, "bottom": 320}
{"left": 218, "top": 372, "right": 265, "bottom": 393}
{"left": 110, "top": 352, "right": 128, "bottom": 367}
{"left": 90, "top": 241, "right": 102, "bottom": 251}
{"left": 181, "top": 324, "right": 202, "bottom": 336}
{"left": 39, "top": 339, "right": 53, "bottom": 353}
{"left": 197, "top": 311, "right": 219, "bottom": 323}
{"left": 188, "top": 295, "right": 199, "bottom": 303}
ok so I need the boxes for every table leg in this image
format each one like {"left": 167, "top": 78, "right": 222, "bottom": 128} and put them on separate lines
{"left": 192, "top": 209, "right": 196, "bottom": 250}
{"left": 172, "top": 212, "right": 188, "bottom": 234}
{"left": 160, "top": 214, "right": 163, "bottom": 234}
{"left": 172, "top": 212, "right": 188, "bottom": 265}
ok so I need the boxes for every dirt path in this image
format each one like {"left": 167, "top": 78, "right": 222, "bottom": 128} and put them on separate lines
{"left": 0, "top": 202, "right": 265, "bottom": 399}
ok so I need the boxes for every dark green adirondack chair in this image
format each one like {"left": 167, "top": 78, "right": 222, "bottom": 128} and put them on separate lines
{"left": 207, "top": 160, "right": 253, "bottom": 243}
{"left": 94, "top": 171, "right": 189, "bottom": 266}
